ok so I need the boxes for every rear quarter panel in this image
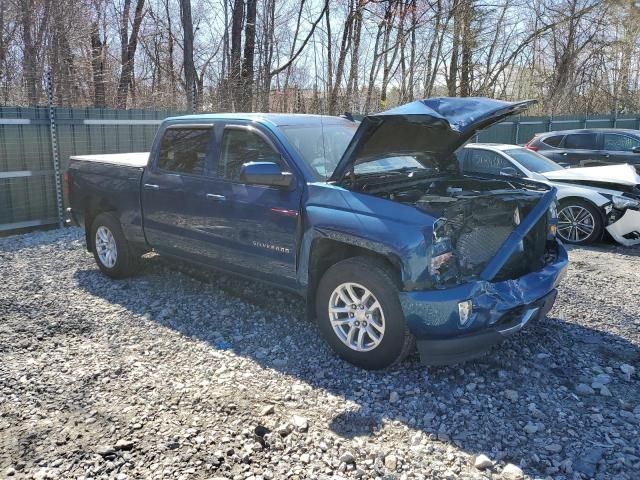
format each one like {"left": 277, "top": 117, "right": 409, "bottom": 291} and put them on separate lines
{"left": 69, "top": 159, "right": 146, "bottom": 246}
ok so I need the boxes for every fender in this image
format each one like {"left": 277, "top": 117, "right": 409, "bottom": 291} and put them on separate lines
{"left": 299, "top": 185, "right": 434, "bottom": 290}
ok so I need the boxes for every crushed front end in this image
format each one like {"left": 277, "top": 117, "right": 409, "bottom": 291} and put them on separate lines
{"left": 391, "top": 179, "right": 568, "bottom": 365}
{"left": 604, "top": 194, "right": 640, "bottom": 246}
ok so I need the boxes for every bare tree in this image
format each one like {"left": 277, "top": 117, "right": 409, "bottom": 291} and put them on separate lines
{"left": 116, "top": 0, "right": 146, "bottom": 109}
{"left": 180, "top": 0, "right": 197, "bottom": 110}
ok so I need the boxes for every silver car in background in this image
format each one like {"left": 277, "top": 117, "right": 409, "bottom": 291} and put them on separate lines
{"left": 458, "top": 143, "right": 640, "bottom": 246}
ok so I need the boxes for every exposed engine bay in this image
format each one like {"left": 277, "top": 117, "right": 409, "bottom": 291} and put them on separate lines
{"left": 358, "top": 175, "right": 556, "bottom": 287}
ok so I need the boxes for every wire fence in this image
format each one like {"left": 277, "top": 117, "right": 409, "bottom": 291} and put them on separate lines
{"left": 1, "top": 104, "right": 639, "bottom": 233}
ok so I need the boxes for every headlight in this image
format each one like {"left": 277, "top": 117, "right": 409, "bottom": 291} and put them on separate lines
{"left": 611, "top": 195, "right": 640, "bottom": 210}
{"left": 547, "top": 203, "right": 558, "bottom": 238}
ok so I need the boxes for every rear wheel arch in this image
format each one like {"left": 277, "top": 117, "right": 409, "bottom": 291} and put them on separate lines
{"left": 84, "top": 195, "right": 119, "bottom": 251}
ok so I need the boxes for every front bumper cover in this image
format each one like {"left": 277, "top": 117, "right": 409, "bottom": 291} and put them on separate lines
{"left": 399, "top": 242, "right": 568, "bottom": 365}
{"left": 415, "top": 289, "right": 557, "bottom": 365}
{"left": 606, "top": 209, "right": 640, "bottom": 246}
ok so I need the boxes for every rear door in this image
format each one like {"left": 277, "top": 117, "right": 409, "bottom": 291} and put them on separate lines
{"left": 203, "top": 122, "right": 303, "bottom": 286}
{"left": 601, "top": 132, "right": 640, "bottom": 168}
{"left": 141, "top": 123, "right": 230, "bottom": 260}
{"left": 559, "top": 133, "right": 601, "bottom": 166}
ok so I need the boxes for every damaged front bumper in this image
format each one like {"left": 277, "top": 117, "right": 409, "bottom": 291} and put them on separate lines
{"left": 606, "top": 209, "right": 640, "bottom": 246}
{"left": 399, "top": 241, "right": 568, "bottom": 365}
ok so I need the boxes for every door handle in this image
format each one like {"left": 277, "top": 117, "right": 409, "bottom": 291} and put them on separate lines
{"left": 144, "top": 183, "right": 160, "bottom": 190}
{"left": 206, "top": 193, "right": 226, "bottom": 201}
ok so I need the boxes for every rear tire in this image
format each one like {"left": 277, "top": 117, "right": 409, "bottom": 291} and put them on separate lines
{"left": 557, "top": 199, "right": 603, "bottom": 245}
{"left": 90, "top": 212, "right": 140, "bottom": 278}
{"left": 315, "top": 256, "right": 414, "bottom": 370}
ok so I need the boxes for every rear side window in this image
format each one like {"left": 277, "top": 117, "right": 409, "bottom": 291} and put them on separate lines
{"left": 158, "top": 127, "right": 212, "bottom": 175}
{"left": 603, "top": 134, "right": 640, "bottom": 152}
{"left": 564, "top": 133, "right": 598, "bottom": 150}
{"left": 542, "top": 135, "right": 563, "bottom": 147}
{"left": 464, "top": 149, "right": 513, "bottom": 175}
{"left": 218, "top": 128, "right": 285, "bottom": 181}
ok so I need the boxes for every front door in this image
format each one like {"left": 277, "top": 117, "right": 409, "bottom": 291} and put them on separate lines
{"left": 560, "top": 132, "right": 601, "bottom": 167}
{"left": 601, "top": 132, "right": 640, "bottom": 169}
{"left": 204, "top": 123, "right": 303, "bottom": 286}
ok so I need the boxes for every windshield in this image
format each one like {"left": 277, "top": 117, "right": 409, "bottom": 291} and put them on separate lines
{"left": 505, "top": 147, "right": 564, "bottom": 173}
{"left": 280, "top": 123, "right": 358, "bottom": 179}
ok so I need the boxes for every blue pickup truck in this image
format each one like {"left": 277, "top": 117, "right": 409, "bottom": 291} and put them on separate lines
{"left": 66, "top": 97, "right": 568, "bottom": 369}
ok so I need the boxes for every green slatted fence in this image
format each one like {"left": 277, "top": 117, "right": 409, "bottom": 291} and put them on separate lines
{"left": 0, "top": 107, "right": 639, "bottom": 233}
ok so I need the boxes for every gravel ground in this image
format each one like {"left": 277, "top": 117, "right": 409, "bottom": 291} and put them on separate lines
{"left": 1, "top": 227, "right": 639, "bottom": 480}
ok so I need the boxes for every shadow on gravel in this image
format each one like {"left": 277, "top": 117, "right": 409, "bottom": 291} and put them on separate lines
{"left": 75, "top": 256, "right": 640, "bottom": 479}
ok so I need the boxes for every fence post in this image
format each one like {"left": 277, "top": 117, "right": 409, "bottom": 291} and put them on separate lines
{"left": 191, "top": 81, "right": 197, "bottom": 112}
{"left": 514, "top": 117, "right": 520, "bottom": 144}
{"left": 46, "top": 71, "right": 64, "bottom": 229}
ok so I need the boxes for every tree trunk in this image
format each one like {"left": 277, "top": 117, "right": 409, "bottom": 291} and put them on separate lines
{"left": 165, "top": 0, "right": 176, "bottom": 96}
{"left": 230, "top": 0, "right": 244, "bottom": 110}
{"left": 20, "top": 0, "right": 38, "bottom": 106}
{"left": 116, "top": 0, "right": 146, "bottom": 109}
{"left": 345, "top": 0, "right": 363, "bottom": 112}
{"left": 364, "top": 18, "right": 384, "bottom": 113}
{"left": 241, "top": 0, "right": 257, "bottom": 111}
{"left": 90, "top": 17, "right": 106, "bottom": 108}
{"left": 180, "top": 0, "right": 197, "bottom": 111}
{"left": 329, "top": 0, "right": 354, "bottom": 114}
{"left": 447, "top": 0, "right": 461, "bottom": 97}
{"left": 459, "top": 0, "right": 473, "bottom": 97}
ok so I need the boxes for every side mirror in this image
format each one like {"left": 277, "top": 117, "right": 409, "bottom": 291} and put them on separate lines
{"left": 499, "top": 166, "right": 520, "bottom": 177}
{"left": 240, "top": 161, "right": 294, "bottom": 189}
{"left": 632, "top": 146, "right": 640, "bottom": 154}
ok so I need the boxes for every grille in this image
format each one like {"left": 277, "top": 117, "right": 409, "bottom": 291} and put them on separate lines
{"left": 456, "top": 225, "right": 513, "bottom": 272}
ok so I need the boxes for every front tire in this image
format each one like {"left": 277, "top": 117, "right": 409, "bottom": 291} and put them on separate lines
{"left": 90, "top": 212, "right": 140, "bottom": 278}
{"left": 315, "top": 256, "right": 414, "bottom": 370}
{"left": 557, "top": 200, "right": 603, "bottom": 245}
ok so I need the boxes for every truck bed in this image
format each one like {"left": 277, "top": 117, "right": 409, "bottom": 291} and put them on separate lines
{"left": 69, "top": 152, "right": 149, "bottom": 168}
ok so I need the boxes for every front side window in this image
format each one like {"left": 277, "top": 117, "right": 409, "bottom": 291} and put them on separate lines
{"left": 564, "top": 133, "right": 598, "bottom": 150}
{"left": 603, "top": 134, "right": 640, "bottom": 152}
{"left": 464, "top": 149, "right": 513, "bottom": 175}
{"left": 218, "top": 128, "right": 285, "bottom": 181}
{"left": 158, "top": 127, "right": 212, "bottom": 175}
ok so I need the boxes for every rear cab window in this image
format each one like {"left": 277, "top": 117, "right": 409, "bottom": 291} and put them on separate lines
{"left": 158, "top": 126, "right": 213, "bottom": 175}
{"left": 563, "top": 133, "right": 598, "bottom": 150}
{"left": 218, "top": 127, "right": 286, "bottom": 182}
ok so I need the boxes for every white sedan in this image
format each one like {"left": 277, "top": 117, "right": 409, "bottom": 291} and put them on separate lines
{"left": 458, "top": 143, "right": 640, "bottom": 246}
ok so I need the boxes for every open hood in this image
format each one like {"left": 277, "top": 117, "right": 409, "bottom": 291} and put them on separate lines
{"left": 330, "top": 97, "right": 536, "bottom": 182}
{"left": 542, "top": 164, "right": 640, "bottom": 187}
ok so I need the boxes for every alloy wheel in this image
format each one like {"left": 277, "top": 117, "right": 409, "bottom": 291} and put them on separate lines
{"left": 95, "top": 225, "right": 118, "bottom": 268}
{"left": 328, "top": 282, "right": 385, "bottom": 352}
{"left": 557, "top": 205, "right": 595, "bottom": 243}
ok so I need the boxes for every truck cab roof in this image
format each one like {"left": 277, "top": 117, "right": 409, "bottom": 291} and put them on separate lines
{"left": 163, "top": 113, "right": 351, "bottom": 127}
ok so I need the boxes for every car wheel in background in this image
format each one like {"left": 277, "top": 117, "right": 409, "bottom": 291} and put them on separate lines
{"left": 557, "top": 200, "right": 603, "bottom": 245}
{"left": 315, "top": 256, "right": 414, "bottom": 370}
{"left": 91, "top": 212, "right": 140, "bottom": 278}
